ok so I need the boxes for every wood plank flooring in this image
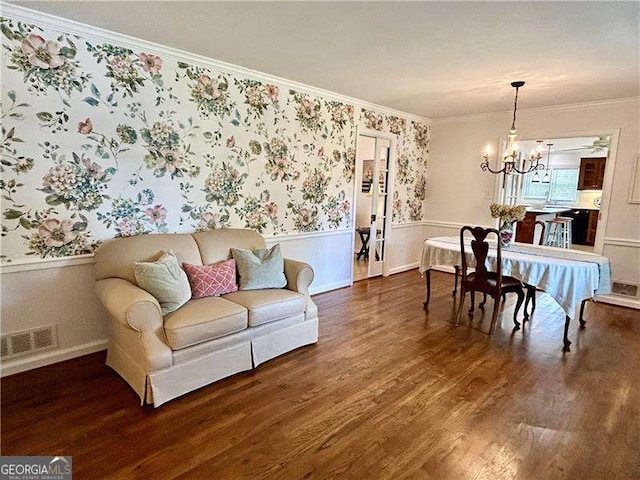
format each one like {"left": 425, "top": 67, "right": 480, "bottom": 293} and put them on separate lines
{"left": 2, "top": 270, "right": 640, "bottom": 479}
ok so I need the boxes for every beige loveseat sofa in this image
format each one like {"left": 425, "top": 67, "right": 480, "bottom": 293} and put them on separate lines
{"left": 94, "top": 229, "right": 318, "bottom": 407}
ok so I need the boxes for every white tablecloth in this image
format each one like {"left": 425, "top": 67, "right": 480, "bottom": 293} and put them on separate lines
{"left": 420, "top": 236, "right": 612, "bottom": 319}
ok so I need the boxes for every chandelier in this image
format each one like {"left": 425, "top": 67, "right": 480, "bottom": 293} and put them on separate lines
{"left": 481, "top": 81, "right": 545, "bottom": 176}
{"left": 532, "top": 143, "right": 552, "bottom": 183}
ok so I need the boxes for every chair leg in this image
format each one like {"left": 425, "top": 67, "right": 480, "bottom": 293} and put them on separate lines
{"left": 452, "top": 266, "right": 459, "bottom": 296}
{"left": 455, "top": 286, "right": 466, "bottom": 326}
{"left": 488, "top": 295, "right": 501, "bottom": 336}
{"left": 523, "top": 285, "right": 534, "bottom": 321}
{"left": 530, "top": 286, "right": 537, "bottom": 314}
{"left": 479, "top": 293, "right": 487, "bottom": 309}
{"left": 513, "top": 288, "right": 525, "bottom": 330}
{"left": 579, "top": 299, "right": 587, "bottom": 328}
{"left": 468, "top": 290, "right": 475, "bottom": 314}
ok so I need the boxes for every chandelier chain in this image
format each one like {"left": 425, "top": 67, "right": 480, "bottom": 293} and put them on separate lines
{"left": 511, "top": 86, "right": 520, "bottom": 131}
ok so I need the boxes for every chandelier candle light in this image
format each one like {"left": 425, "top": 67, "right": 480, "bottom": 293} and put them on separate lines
{"left": 481, "top": 81, "right": 546, "bottom": 185}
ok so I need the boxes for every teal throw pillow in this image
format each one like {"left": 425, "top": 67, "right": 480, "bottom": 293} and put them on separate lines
{"left": 231, "top": 244, "right": 287, "bottom": 291}
{"left": 134, "top": 250, "right": 191, "bottom": 315}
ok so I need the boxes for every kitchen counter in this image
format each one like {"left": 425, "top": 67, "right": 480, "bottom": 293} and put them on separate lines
{"left": 525, "top": 206, "right": 573, "bottom": 215}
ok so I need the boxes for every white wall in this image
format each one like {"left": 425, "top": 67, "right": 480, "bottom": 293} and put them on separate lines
{"left": 427, "top": 97, "right": 640, "bottom": 308}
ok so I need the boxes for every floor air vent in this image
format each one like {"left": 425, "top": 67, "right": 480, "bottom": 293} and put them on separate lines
{"left": 0, "top": 325, "right": 57, "bottom": 360}
{"left": 612, "top": 282, "right": 639, "bottom": 298}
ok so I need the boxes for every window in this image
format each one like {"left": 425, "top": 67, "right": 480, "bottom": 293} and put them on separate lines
{"left": 522, "top": 174, "right": 549, "bottom": 199}
{"left": 521, "top": 168, "right": 579, "bottom": 202}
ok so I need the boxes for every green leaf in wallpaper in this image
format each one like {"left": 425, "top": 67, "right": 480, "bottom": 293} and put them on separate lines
{"left": 45, "top": 194, "right": 64, "bottom": 206}
{"left": 36, "top": 112, "right": 54, "bottom": 122}
{"left": 82, "top": 97, "right": 99, "bottom": 107}
{"left": 19, "top": 217, "right": 33, "bottom": 230}
{"left": 59, "top": 46, "right": 76, "bottom": 59}
{"left": 3, "top": 209, "right": 23, "bottom": 220}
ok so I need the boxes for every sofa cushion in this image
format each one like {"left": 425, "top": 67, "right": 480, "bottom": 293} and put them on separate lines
{"left": 95, "top": 233, "right": 202, "bottom": 284}
{"left": 163, "top": 297, "right": 248, "bottom": 350}
{"left": 134, "top": 251, "right": 191, "bottom": 315}
{"left": 222, "top": 289, "right": 305, "bottom": 327}
{"left": 183, "top": 259, "right": 238, "bottom": 299}
{"left": 192, "top": 229, "right": 266, "bottom": 265}
{"left": 231, "top": 244, "right": 287, "bottom": 290}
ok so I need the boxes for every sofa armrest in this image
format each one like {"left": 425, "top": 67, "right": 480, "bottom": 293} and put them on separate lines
{"left": 283, "top": 258, "right": 314, "bottom": 295}
{"left": 284, "top": 259, "right": 317, "bottom": 321}
{"left": 96, "top": 278, "right": 172, "bottom": 372}
{"left": 96, "top": 278, "right": 162, "bottom": 333}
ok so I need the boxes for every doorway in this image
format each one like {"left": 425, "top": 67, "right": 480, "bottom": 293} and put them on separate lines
{"left": 496, "top": 131, "right": 619, "bottom": 255}
{"left": 352, "top": 131, "right": 394, "bottom": 282}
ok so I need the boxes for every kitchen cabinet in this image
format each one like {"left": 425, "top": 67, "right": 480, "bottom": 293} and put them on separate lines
{"left": 586, "top": 210, "right": 599, "bottom": 244}
{"left": 578, "top": 157, "right": 606, "bottom": 190}
{"left": 563, "top": 208, "right": 599, "bottom": 246}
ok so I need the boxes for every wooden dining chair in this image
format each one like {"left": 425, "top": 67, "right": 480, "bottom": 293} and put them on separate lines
{"left": 456, "top": 226, "right": 526, "bottom": 335}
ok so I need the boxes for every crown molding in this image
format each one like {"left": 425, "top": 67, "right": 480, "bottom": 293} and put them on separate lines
{"left": 0, "top": 2, "right": 431, "bottom": 125}
{"left": 432, "top": 96, "right": 640, "bottom": 125}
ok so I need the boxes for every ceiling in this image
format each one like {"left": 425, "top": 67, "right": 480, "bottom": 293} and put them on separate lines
{"left": 520, "top": 136, "right": 606, "bottom": 154}
{"left": 9, "top": 1, "right": 640, "bottom": 118}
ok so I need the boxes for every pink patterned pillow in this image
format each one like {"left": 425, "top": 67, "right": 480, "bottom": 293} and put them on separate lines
{"left": 182, "top": 259, "right": 238, "bottom": 299}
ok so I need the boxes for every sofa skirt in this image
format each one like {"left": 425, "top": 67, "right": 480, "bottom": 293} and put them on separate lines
{"left": 107, "top": 317, "right": 319, "bottom": 407}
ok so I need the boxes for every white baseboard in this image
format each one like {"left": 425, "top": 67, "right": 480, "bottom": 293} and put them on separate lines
{"left": 388, "top": 262, "right": 420, "bottom": 275}
{"left": 595, "top": 294, "right": 640, "bottom": 310}
{"left": 431, "top": 265, "right": 457, "bottom": 274}
{"left": 309, "top": 279, "right": 352, "bottom": 295}
{"left": 0, "top": 339, "right": 108, "bottom": 377}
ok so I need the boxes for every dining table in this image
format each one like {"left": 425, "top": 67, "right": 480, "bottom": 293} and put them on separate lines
{"left": 419, "top": 236, "right": 612, "bottom": 351}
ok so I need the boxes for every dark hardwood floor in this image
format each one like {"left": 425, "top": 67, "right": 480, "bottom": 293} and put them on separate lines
{"left": 2, "top": 270, "right": 640, "bottom": 479}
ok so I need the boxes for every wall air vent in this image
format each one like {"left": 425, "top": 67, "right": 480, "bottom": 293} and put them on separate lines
{"left": 612, "top": 282, "right": 639, "bottom": 298}
{"left": 0, "top": 325, "right": 58, "bottom": 359}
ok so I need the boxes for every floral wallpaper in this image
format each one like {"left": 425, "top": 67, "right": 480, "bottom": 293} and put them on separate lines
{"left": 0, "top": 16, "right": 429, "bottom": 262}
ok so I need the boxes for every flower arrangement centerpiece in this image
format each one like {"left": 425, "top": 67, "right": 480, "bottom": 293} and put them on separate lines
{"left": 489, "top": 203, "right": 527, "bottom": 248}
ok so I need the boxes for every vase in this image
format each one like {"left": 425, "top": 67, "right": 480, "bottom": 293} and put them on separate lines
{"left": 499, "top": 220, "right": 513, "bottom": 249}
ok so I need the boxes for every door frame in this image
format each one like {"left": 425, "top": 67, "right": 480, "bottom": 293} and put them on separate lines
{"left": 351, "top": 127, "right": 397, "bottom": 283}
{"left": 493, "top": 127, "right": 620, "bottom": 254}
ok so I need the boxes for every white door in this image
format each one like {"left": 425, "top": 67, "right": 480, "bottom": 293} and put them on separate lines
{"left": 367, "top": 137, "right": 391, "bottom": 278}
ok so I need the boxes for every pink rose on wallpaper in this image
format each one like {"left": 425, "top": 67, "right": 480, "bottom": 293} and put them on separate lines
{"left": 199, "top": 212, "right": 225, "bottom": 230}
{"left": 195, "top": 74, "right": 221, "bottom": 100}
{"left": 265, "top": 84, "right": 279, "bottom": 102}
{"left": 317, "top": 147, "right": 324, "bottom": 157}
{"left": 345, "top": 105, "right": 355, "bottom": 117}
{"left": 341, "top": 200, "right": 351, "bottom": 213}
{"left": 77, "top": 118, "right": 93, "bottom": 134}
{"left": 157, "top": 148, "right": 183, "bottom": 173}
{"left": 37, "top": 219, "right": 76, "bottom": 247}
{"left": 145, "top": 205, "right": 167, "bottom": 224}
{"left": 81, "top": 157, "right": 103, "bottom": 179}
{"left": 264, "top": 202, "right": 278, "bottom": 218}
{"left": 299, "top": 98, "right": 317, "bottom": 119}
{"left": 21, "top": 34, "right": 65, "bottom": 69}
{"left": 226, "top": 136, "right": 235, "bottom": 148}
{"left": 138, "top": 53, "right": 162, "bottom": 74}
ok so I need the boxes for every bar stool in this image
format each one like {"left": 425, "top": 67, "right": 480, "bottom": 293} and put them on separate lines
{"left": 556, "top": 216, "right": 573, "bottom": 249}
{"left": 544, "top": 217, "right": 572, "bottom": 249}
